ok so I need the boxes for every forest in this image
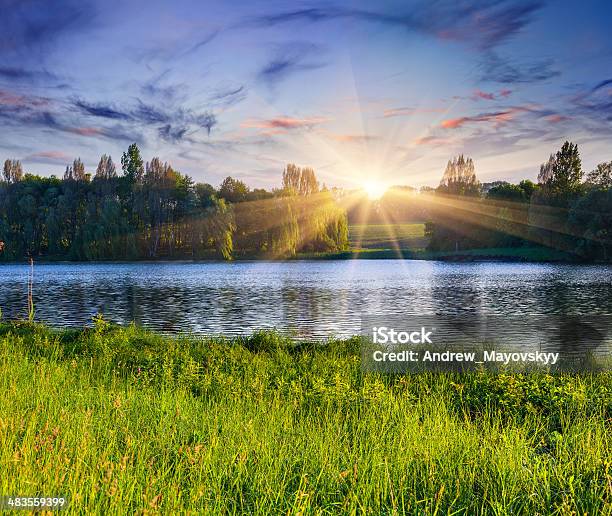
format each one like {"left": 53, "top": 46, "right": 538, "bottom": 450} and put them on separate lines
{"left": 0, "top": 141, "right": 610, "bottom": 262}
{"left": 424, "top": 142, "right": 612, "bottom": 261}
{"left": 0, "top": 146, "right": 348, "bottom": 261}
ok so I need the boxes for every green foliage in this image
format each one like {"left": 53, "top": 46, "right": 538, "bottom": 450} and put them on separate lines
{"left": 120, "top": 143, "right": 144, "bottom": 183}
{"left": 0, "top": 322, "right": 610, "bottom": 513}
{"left": 218, "top": 176, "right": 249, "bottom": 203}
{"left": 587, "top": 161, "right": 612, "bottom": 189}
{"left": 538, "top": 141, "right": 583, "bottom": 196}
{"left": 426, "top": 143, "right": 611, "bottom": 259}
{"left": 0, "top": 148, "right": 348, "bottom": 261}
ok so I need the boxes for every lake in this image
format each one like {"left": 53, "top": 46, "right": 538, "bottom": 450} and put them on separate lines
{"left": 0, "top": 260, "right": 611, "bottom": 338}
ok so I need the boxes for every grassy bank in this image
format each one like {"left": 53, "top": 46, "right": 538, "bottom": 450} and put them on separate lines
{"left": 0, "top": 321, "right": 610, "bottom": 514}
{"left": 348, "top": 223, "right": 429, "bottom": 251}
{"left": 299, "top": 246, "right": 576, "bottom": 262}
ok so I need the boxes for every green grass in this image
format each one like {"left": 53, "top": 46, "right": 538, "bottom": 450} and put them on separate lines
{"left": 0, "top": 321, "right": 610, "bottom": 514}
{"left": 349, "top": 223, "right": 429, "bottom": 251}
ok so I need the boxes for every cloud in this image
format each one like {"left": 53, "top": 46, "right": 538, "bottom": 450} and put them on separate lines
{"left": 414, "top": 135, "right": 453, "bottom": 146}
{"left": 132, "top": 100, "right": 170, "bottom": 124}
{"left": 383, "top": 106, "right": 444, "bottom": 117}
{"left": 25, "top": 150, "right": 71, "bottom": 164}
{"left": 570, "top": 78, "right": 612, "bottom": 124}
{"left": 0, "top": 89, "right": 141, "bottom": 142}
{"left": 141, "top": 81, "right": 186, "bottom": 104}
{"left": 0, "top": 89, "right": 49, "bottom": 107}
{"left": 208, "top": 85, "right": 247, "bottom": 107}
{"left": 479, "top": 52, "right": 560, "bottom": 83}
{"left": 545, "top": 114, "right": 569, "bottom": 123}
{"left": 0, "top": 0, "right": 97, "bottom": 58}
{"left": 458, "top": 89, "right": 513, "bottom": 101}
{"left": 257, "top": 42, "right": 326, "bottom": 86}
{"left": 241, "top": 116, "right": 328, "bottom": 133}
{"left": 251, "top": 1, "right": 544, "bottom": 50}
{"left": 73, "top": 99, "right": 131, "bottom": 120}
{"left": 441, "top": 106, "right": 530, "bottom": 129}
{"left": 0, "top": 66, "right": 58, "bottom": 82}
{"left": 72, "top": 95, "right": 217, "bottom": 142}
{"left": 158, "top": 124, "right": 188, "bottom": 143}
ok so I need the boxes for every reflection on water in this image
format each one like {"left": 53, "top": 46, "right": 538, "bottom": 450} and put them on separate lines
{"left": 0, "top": 260, "right": 610, "bottom": 338}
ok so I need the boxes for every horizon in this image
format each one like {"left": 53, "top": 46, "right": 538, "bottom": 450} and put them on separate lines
{"left": 1, "top": 0, "right": 611, "bottom": 189}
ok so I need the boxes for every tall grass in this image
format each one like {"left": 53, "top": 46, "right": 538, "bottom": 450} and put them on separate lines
{"left": 0, "top": 321, "right": 610, "bottom": 514}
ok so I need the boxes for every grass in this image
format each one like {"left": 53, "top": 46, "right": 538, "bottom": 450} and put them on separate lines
{"left": 0, "top": 320, "right": 610, "bottom": 514}
{"left": 349, "top": 223, "right": 429, "bottom": 251}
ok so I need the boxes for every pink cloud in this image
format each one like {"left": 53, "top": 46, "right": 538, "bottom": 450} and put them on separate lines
{"left": 471, "top": 89, "right": 513, "bottom": 101}
{"left": 545, "top": 114, "right": 569, "bottom": 123}
{"left": 70, "top": 127, "right": 103, "bottom": 136}
{"left": 441, "top": 107, "right": 527, "bottom": 129}
{"left": 27, "top": 151, "right": 71, "bottom": 162}
{"left": 241, "top": 116, "right": 328, "bottom": 133}
{"left": 0, "top": 89, "right": 49, "bottom": 107}
{"left": 472, "top": 90, "right": 495, "bottom": 101}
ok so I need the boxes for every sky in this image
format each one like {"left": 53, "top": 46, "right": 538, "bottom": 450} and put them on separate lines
{"left": 1, "top": 0, "right": 611, "bottom": 189}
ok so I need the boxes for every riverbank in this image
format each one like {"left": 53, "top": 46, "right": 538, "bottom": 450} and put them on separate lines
{"left": 297, "top": 246, "right": 578, "bottom": 262}
{"left": 1, "top": 321, "right": 609, "bottom": 513}
{"left": 0, "top": 246, "right": 587, "bottom": 264}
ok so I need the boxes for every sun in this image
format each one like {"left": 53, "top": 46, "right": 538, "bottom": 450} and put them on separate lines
{"left": 361, "top": 180, "right": 388, "bottom": 200}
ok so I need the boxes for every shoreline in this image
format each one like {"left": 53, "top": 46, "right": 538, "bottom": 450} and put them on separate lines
{"left": 0, "top": 246, "right": 605, "bottom": 265}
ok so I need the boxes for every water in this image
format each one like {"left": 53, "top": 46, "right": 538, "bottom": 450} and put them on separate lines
{"left": 0, "top": 260, "right": 610, "bottom": 338}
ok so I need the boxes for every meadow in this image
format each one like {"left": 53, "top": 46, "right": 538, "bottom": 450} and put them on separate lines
{"left": 0, "top": 320, "right": 610, "bottom": 514}
{"left": 348, "top": 223, "right": 429, "bottom": 251}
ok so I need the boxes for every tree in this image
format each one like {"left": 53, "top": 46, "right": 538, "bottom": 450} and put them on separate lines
{"left": 487, "top": 180, "right": 538, "bottom": 203}
{"left": 437, "top": 155, "right": 480, "bottom": 196}
{"left": 586, "top": 161, "right": 612, "bottom": 189}
{"left": 218, "top": 176, "right": 249, "bottom": 203}
{"left": 3, "top": 159, "right": 23, "bottom": 183}
{"left": 64, "top": 158, "right": 87, "bottom": 181}
{"left": 538, "top": 141, "right": 583, "bottom": 195}
{"left": 282, "top": 163, "right": 319, "bottom": 195}
{"left": 95, "top": 154, "right": 117, "bottom": 180}
{"left": 121, "top": 143, "right": 144, "bottom": 183}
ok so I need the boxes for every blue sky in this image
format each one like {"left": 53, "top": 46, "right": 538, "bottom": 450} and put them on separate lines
{"left": 1, "top": 0, "right": 611, "bottom": 188}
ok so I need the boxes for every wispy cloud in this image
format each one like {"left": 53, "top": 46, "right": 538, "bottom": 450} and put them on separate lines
{"left": 251, "top": 1, "right": 544, "bottom": 50}
{"left": 470, "top": 88, "right": 513, "bottom": 101}
{"left": 25, "top": 150, "right": 72, "bottom": 164}
{"left": 241, "top": 115, "right": 328, "bottom": 134}
{"left": 73, "top": 99, "right": 131, "bottom": 120}
{"left": 0, "top": 0, "right": 98, "bottom": 59}
{"left": 441, "top": 106, "right": 531, "bottom": 129}
{"left": 479, "top": 52, "right": 560, "bottom": 83}
{"left": 257, "top": 42, "right": 326, "bottom": 86}
{"left": 414, "top": 135, "right": 454, "bottom": 146}
{"left": 383, "top": 106, "right": 444, "bottom": 117}
{"left": 572, "top": 78, "right": 612, "bottom": 120}
{"left": 0, "top": 66, "right": 58, "bottom": 82}
{"left": 208, "top": 85, "right": 247, "bottom": 107}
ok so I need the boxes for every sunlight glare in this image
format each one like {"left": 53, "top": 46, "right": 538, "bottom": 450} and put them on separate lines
{"left": 362, "top": 180, "right": 388, "bottom": 200}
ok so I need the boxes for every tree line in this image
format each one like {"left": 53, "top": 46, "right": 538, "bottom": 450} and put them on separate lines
{"left": 0, "top": 145, "right": 348, "bottom": 261}
{"left": 425, "top": 141, "right": 612, "bottom": 261}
